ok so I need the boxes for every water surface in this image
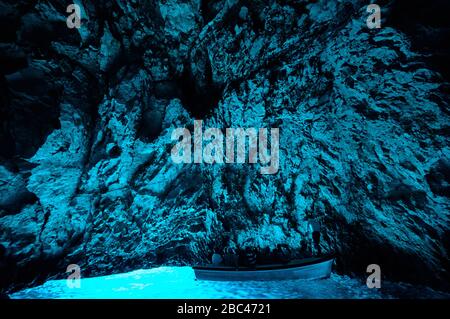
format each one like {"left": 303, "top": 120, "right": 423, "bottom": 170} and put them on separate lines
{"left": 11, "top": 267, "right": 449, "bottom": 299}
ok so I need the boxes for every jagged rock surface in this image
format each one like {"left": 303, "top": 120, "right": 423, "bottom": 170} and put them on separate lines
{"left": 0, "top": 0, "right": 449, "bottom": 292}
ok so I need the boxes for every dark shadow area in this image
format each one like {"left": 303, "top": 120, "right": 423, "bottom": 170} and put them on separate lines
{"left": 387, "top": 0, "right": 450, "bottom": 81}
{"left": 0, "top": 72, "right": 61, "bottom": 159}
{"left": 200, "top": 0, "right": 224, "bottom": 24}
{"left": 177, "top": 64, "right": 223, "bottom": 119}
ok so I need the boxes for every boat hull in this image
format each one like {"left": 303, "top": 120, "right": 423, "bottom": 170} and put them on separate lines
{"left": 193, "top": 257, "right": 334, "bottom": 281}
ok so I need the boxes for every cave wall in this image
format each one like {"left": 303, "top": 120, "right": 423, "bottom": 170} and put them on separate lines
{"left": 0, "top": 0, "right": 449, "bottom": 292}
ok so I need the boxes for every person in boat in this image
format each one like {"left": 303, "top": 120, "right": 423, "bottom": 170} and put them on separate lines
{"left": 273, "top": 244, "right": 290, "bottom": 264}
{"left": 298, "top": 238, "right": 310, "bottom": 258}
{"left": 243, "top": 247, "right": 257, "bottom": 268}
{"left": 223, "top": 246, "right": 239, "bottom": 268}
{"left": 307, "top": 217, "right": 322, "bottom": 256}
{"left": 222, "top": 235, "right": 239, "bottom": 268}
{"left": 258, "top": 247, "right": 273, "bottom": 265}
{"left": 211, "top": 247, "right": 224, "bottom": 266}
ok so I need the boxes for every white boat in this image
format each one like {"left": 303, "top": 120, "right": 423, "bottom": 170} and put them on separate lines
{"left": 193, "top": 256, "right": 334, "bottom": 281}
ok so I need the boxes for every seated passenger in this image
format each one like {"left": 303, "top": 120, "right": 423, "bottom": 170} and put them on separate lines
{"left": 211, "top": 248, "right": 224, "bottom": 266}
{"left": 273, "top": 244, "right": 290, "bottom": 264}
{"left": 223, "top": 247, "right": 239, "bottom": 268}
{"left": 243, "top": 247, "right": 257, "bottom": 268}
{"left": 258, "top": 247, "right": 273, "bottom": 265}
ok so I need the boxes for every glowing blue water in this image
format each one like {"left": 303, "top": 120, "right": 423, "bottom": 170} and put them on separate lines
{"left": 11, "top": 267, "right": 449, "bottom": 299}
